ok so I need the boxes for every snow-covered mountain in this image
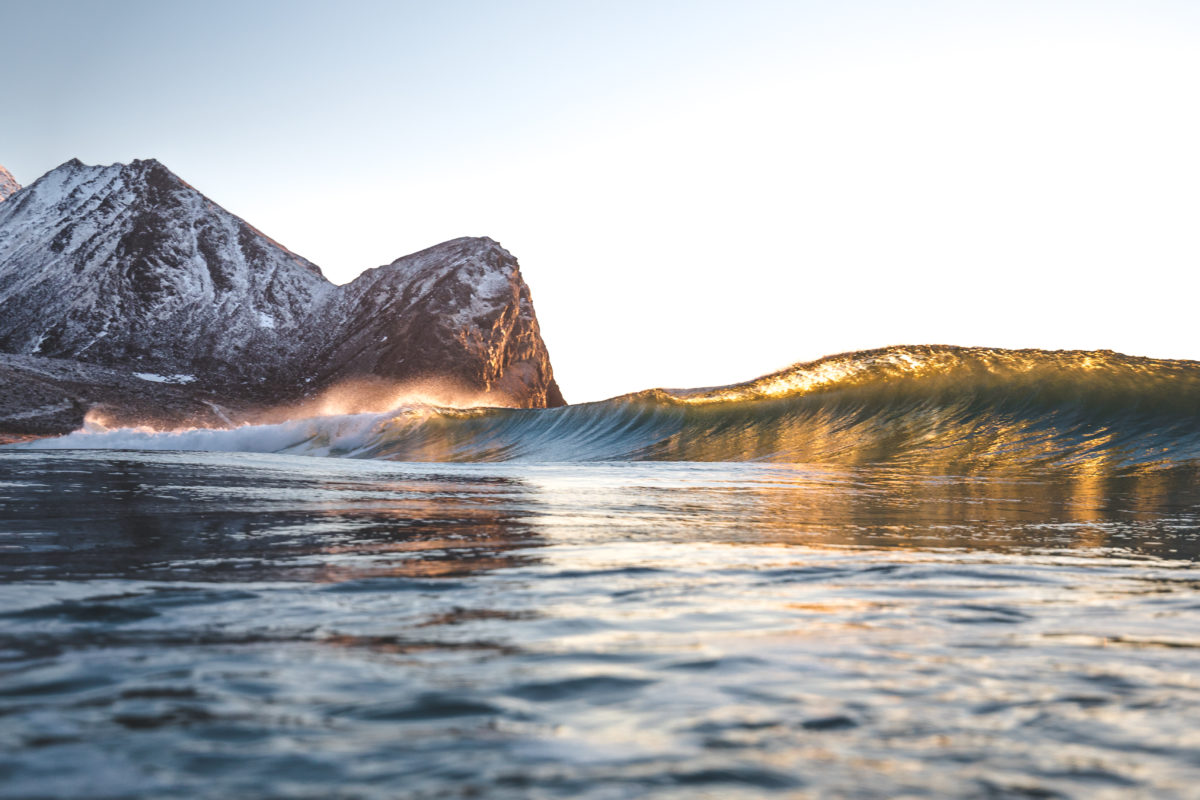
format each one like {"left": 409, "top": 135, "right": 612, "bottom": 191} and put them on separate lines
{"left": 0, "top": 158, "right": 563, "bottom": 436}
{"left": 0, "top": 159, "right": 330, "bottom": 390}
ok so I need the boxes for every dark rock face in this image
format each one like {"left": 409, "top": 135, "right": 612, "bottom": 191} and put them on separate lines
{"left": 316, "top": 238, "right": 565, "bottom": 408}
{"left": 0, "top": 159, "right": 564, "bottom": 436}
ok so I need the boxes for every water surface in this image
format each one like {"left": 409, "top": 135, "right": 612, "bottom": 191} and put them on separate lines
{"left": 2, "top": 451, "right": 1199, "bottom": 798}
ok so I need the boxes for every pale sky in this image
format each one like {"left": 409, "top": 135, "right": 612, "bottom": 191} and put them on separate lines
{"left": 4, "top": 0, "right": 1199, "bottom": 402}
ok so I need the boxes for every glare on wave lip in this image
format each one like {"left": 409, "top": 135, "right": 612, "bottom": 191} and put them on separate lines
{"left": 659, "top": 344, "right": 1190, "bottom": 405}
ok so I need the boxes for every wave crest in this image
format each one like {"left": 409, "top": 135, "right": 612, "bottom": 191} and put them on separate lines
{"left": 14, "top": 346, "right": 1200, "bottom": 470}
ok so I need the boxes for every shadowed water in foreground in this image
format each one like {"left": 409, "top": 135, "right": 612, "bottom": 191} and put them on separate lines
{"left": 2, "top": 450, "right": 1200, "bottom": 798}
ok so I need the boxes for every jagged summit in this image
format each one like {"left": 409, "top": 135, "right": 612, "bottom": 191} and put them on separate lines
{"left": 0, "top": 157, "right": 563, "bottom": 435}
{"left": 0, "top": 165, "right": 20, "bottom": 201}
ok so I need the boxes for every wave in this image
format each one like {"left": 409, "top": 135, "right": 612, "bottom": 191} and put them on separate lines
{"left": 15, "top": 345, "right": 1200, "bottom": 470}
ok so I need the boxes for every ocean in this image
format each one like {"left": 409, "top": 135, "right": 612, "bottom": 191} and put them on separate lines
{"left": 2, "top": 346, "right": 1199, "bottom": 798}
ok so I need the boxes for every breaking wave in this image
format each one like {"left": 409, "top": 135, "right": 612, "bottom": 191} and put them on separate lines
{"left": 17, "top": 345, "right": 1200, "bottom": 470}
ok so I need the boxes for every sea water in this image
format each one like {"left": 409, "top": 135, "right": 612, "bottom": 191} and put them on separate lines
{"left": 2, "top": 450, "right": 1198, "bottom": 798}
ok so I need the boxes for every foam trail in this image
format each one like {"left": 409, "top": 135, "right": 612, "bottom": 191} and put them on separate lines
{"left": 23, "top": 412, "right": 398, "bottom": 457}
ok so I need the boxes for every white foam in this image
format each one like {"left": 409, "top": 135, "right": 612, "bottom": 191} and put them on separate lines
{"left": 16, "top": 412, "right": 400, "bottom": 457}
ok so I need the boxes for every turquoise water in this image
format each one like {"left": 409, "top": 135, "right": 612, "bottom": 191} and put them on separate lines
{"left": 2, "top": 450, "right": 1199, "bottom": 798}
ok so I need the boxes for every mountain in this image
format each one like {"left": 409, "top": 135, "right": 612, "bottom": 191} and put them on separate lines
{"left": 0, "top": 166, "right": 19, "bottom": 201}
{"left": 0, "top": 159, "right": 331, "bottom": 391}
{"left": 0, "top": 158, "right": 563, "bottom": 438}
{"left": 312, "top": 237, "right": 564, "bottom": 408}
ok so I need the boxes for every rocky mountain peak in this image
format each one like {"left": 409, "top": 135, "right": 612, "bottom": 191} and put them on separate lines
{"left": 0, "top": 157, "right": 333, "bottom": 387}
{"left": 320, "top": 233, "right": 564, "bottom": 407}
{"left": 0, "top": 166, "right": 20, "bottom": 201}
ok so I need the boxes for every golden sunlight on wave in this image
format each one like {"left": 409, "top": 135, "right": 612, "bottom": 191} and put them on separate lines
{"left": 660, "top": 344, "right": 1200, "bottom": 405}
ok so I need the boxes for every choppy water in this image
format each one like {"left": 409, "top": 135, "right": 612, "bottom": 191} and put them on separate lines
{"left": 3, "top": 450, "right": 1200, "bottom": 798}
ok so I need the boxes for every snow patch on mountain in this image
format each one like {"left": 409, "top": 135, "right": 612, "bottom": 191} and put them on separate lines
{"left": 134, "top": 372, "right": 196, "bottom": 384}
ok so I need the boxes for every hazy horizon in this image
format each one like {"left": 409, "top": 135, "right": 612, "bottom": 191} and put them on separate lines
{"left": 5, "top": 0, "right": 1199, "bottom": 401}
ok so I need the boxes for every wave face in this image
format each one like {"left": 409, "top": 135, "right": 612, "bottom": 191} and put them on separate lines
{"left": 20, "top": 346, "right": 1200, "bottom": 470}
